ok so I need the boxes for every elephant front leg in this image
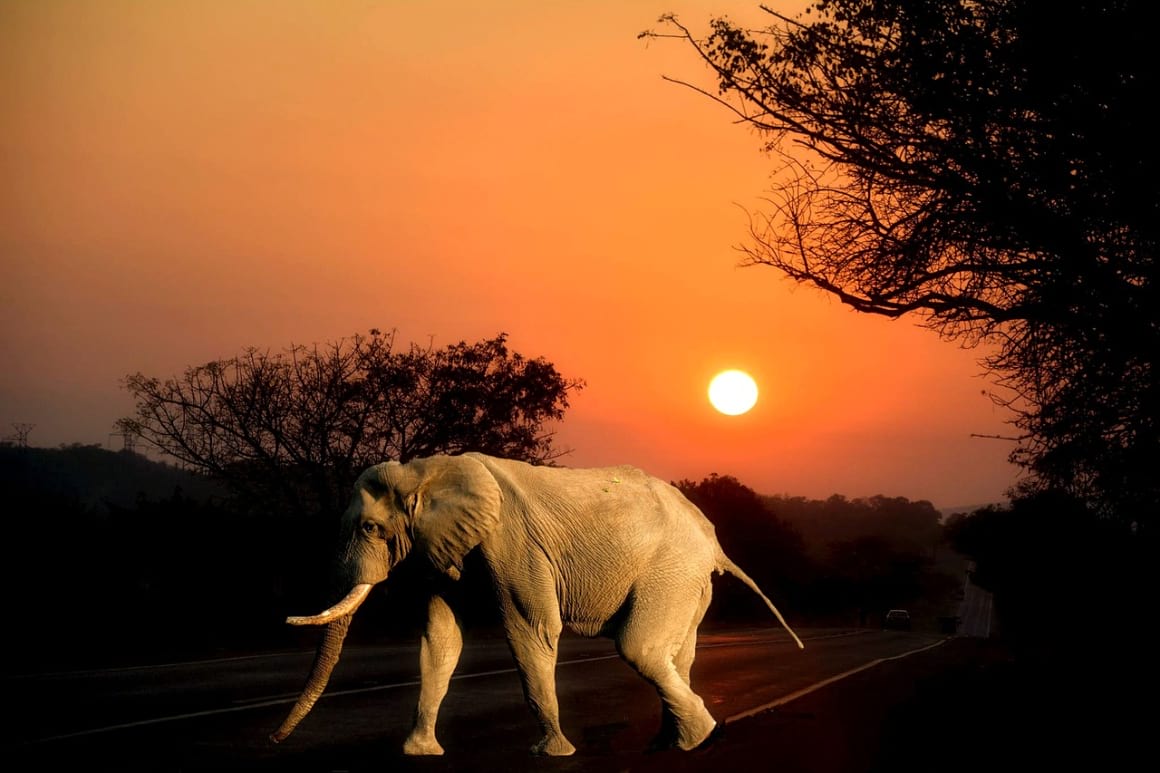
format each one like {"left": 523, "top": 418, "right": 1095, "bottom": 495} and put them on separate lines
{"left": 403, "top": 595, "right": 463, "bottom": 756}
{"left": 505, "top": 616, "right": 576, "bottom": 756}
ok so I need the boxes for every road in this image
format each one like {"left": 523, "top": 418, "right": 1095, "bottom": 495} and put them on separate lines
{"left": 956, "top": 566, "right": 995, "bottom": 638}
{"left": 6, "top": 626, "right": 1019, "bottom": 772}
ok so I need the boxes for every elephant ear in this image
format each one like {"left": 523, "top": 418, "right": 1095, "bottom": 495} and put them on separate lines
{"left": 389, "top": 454, "right": 502, "bottom": 580}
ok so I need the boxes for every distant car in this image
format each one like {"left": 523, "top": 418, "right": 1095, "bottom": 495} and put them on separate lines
{"left": 883, "top": 609, "right": 911, "bottom": 630}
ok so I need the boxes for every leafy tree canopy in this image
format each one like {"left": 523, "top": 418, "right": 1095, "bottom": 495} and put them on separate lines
{"left": 645, "top": 0, "right": 1158, "bottom": 529}
{"left": 121, "top": 330, "right": 584, "bottom": 519}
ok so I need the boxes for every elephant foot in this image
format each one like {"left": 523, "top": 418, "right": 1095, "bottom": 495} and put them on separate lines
{"left": 403, "top": 731, "right": 445, "bottom": 756}
{"left": 530, "top": 733, "right": 576, "bottom": 756}
{"left": 675, "top": 715, "right": 718, "bottom": 752}
{"left": 651, "top": 720, "right": 718, "bottom": 752}
{"left": 693, "top": 722, "right": 725, "bottom": 750}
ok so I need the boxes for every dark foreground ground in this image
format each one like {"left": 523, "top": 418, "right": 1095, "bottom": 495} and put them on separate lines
{"left": 237, "top": 636, "right": 1144, "bottom": 773}
{"left": 693, "top": 637, "right": 1143, "bottom": 773}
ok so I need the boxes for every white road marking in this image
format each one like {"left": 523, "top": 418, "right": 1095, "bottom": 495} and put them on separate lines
{"left": 725, "top": 636, "right": 951, "bottom": 723}
{"left": 26, "top": 630, "right": 926, "bottom": 745}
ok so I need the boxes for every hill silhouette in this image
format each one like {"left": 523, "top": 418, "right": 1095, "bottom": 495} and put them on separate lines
{"left": 1, "top": 442, "right": 226, "bottom": 511}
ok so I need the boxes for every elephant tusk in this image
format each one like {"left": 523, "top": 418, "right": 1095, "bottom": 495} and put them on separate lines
{"left": 286, "top": 583, "right": 373, "bottom": 626}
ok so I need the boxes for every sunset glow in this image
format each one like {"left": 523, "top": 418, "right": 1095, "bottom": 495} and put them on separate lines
{"left": 709, "top": 370, "right": 758, "bottom": 416}
{"left": 0, "top": 0, "right": 1019, "bottom": 508}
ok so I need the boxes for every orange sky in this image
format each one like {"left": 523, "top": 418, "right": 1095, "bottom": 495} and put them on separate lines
{"left": 0, "top": 1, "right": 1019, "bottom": 509}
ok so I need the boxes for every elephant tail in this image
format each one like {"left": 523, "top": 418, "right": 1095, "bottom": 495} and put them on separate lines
{"left": 719, "top": 556, "right": 805, "bottom": 650}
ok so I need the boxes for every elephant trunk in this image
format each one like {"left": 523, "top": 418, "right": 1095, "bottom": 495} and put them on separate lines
{"left": 270, "top": 583, "right": 373, "bottom": 743}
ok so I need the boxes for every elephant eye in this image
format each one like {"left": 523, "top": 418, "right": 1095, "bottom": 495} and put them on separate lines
{"left": 361, "top": 521, "right": 380, "bottom": 537}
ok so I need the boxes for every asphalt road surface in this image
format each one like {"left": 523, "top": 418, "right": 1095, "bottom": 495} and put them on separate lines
{"left": 5, "top": 626, "right": 1118, "bottom": 772}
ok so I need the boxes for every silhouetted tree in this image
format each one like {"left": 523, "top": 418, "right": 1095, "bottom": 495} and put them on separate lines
{"left": 677, "top": 474, "right": 812, "bottom": 620}
{"left": 945, "top": 490, "right": 1149, "bottom": 659}
{"left": 646, "top": 1, "right": 1158, "bottom": 528}
{"left": 122, "top": 330, "right": 584, "bottom": 520}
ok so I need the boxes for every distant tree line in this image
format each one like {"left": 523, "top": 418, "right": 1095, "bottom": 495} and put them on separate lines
{"left": 3, "top": 441, "right": 972, "bottom": 669}
{"left": 677, "top": 475, "right": 961, "bottom": 628}
{"left": 10, "top": 439, "right": 1130, "bottom": 672}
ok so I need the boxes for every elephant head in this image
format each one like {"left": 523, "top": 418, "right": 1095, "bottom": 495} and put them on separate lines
{"left": 271, "top": 454, "right": 502, "bottom": 742}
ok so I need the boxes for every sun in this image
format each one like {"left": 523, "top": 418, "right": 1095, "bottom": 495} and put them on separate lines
{"left": 708, "top": 370, "right": 759, "bottom": 416}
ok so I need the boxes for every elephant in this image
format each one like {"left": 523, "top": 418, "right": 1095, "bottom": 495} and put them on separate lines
{"left": 270, "top": 452, "right": 804, "bottom": 756}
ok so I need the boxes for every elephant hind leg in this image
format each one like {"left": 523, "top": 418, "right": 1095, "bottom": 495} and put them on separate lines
{"left": 675, "top": 581, "right": 713, "bottom": 686}
{"left": 618, "top": 584, "right": 717, "bottom": 751}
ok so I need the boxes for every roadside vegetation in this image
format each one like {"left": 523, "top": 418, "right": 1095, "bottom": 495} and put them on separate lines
{"left": 5, "top": 439, "right": 966, "bottom": 671}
